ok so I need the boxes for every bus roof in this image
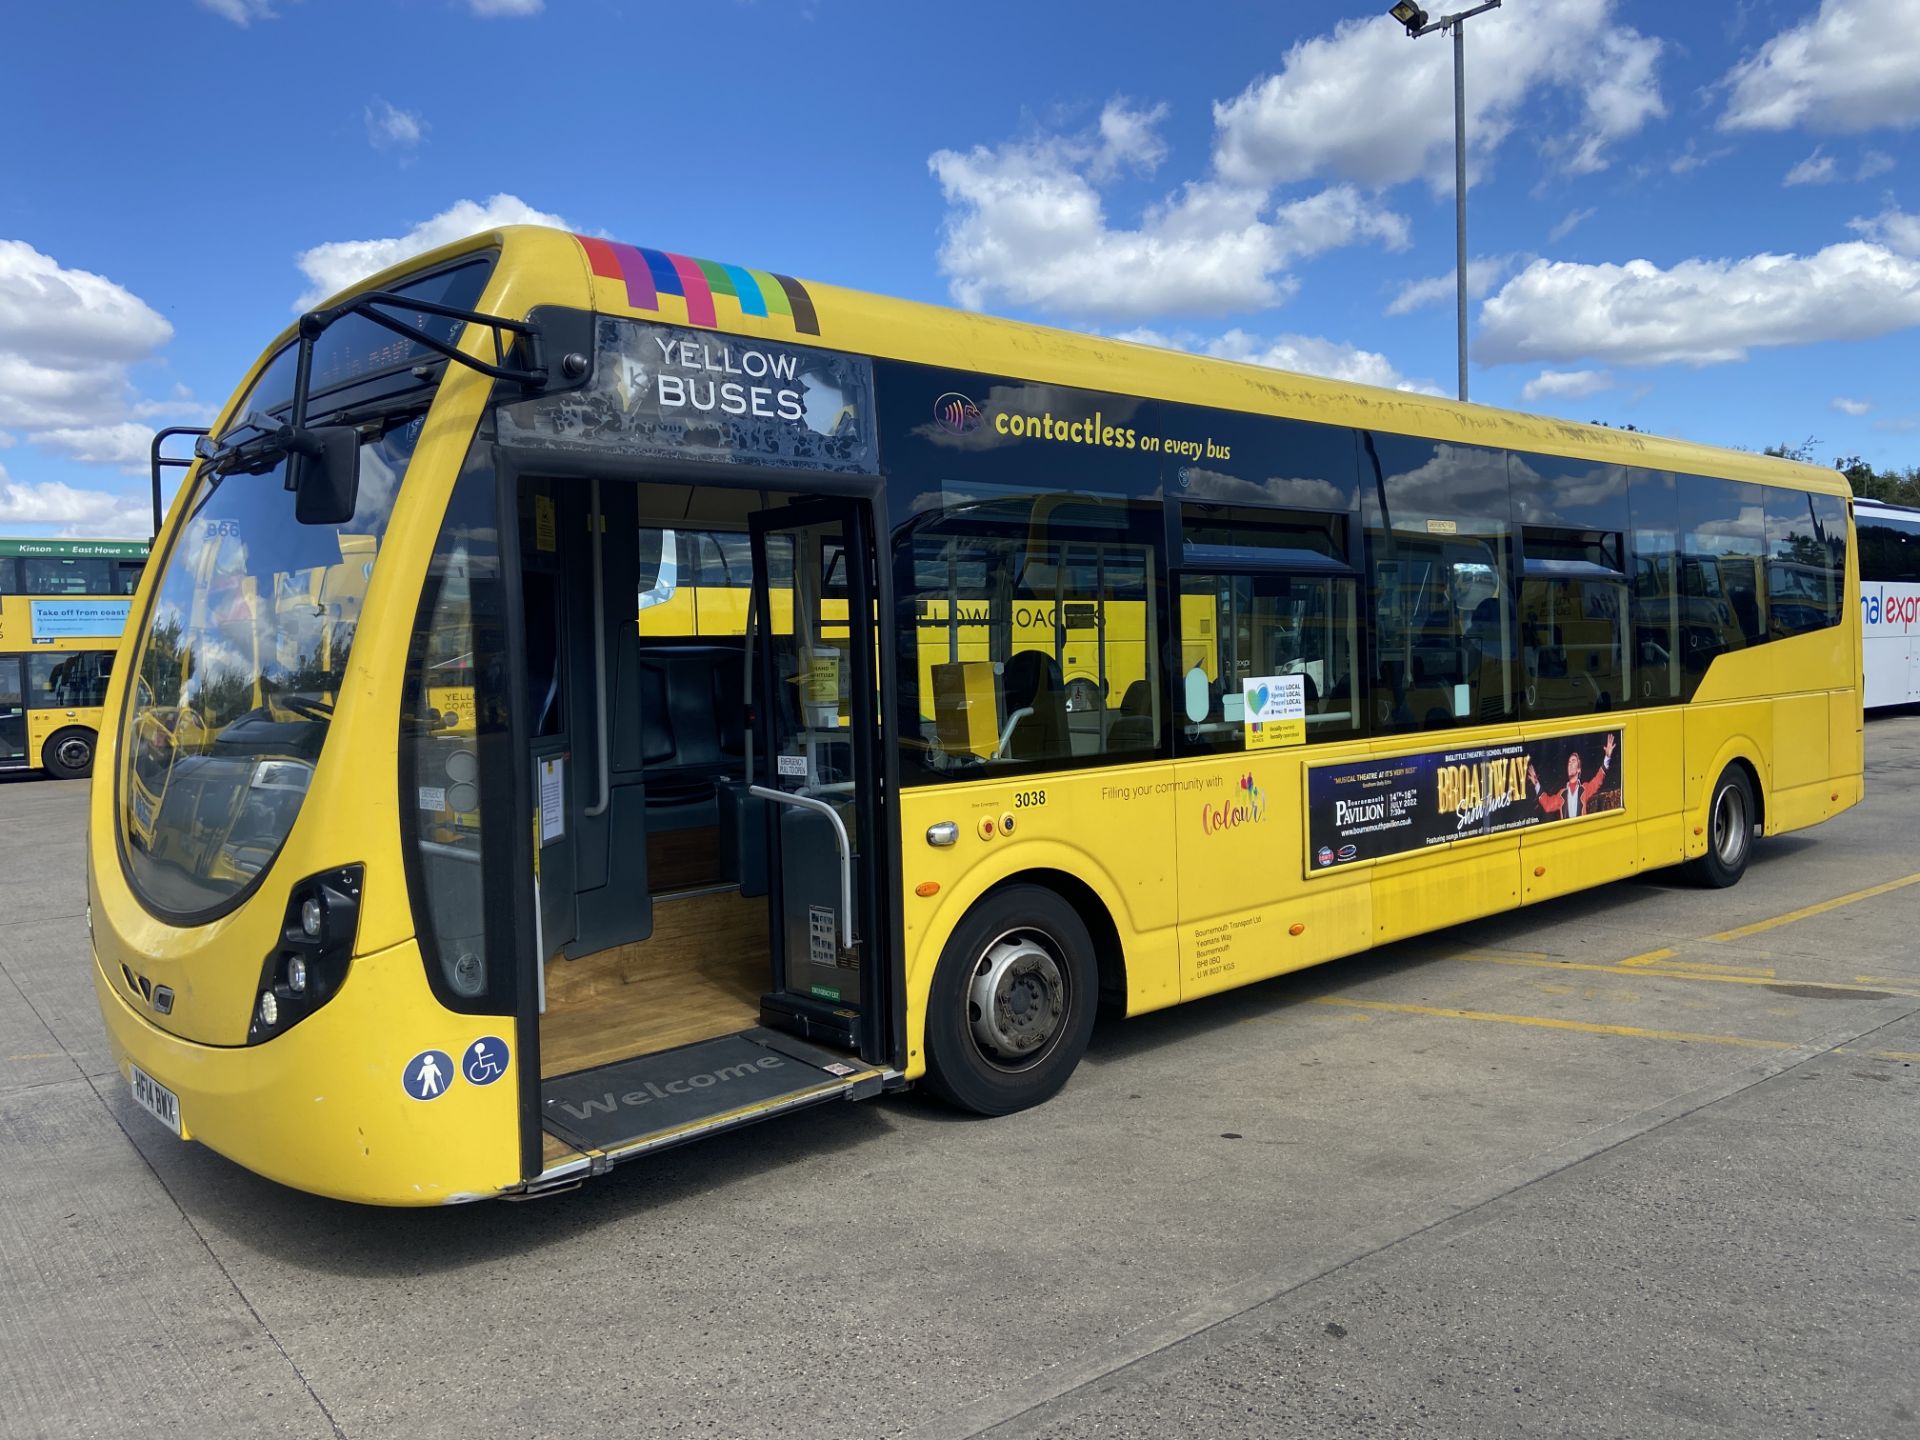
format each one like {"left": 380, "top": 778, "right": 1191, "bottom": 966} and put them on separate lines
{"left": 293, "top": 224, "right": 1854, "bottom": 501}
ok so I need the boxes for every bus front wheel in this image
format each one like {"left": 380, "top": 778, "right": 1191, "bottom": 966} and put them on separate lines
{"left": 43, "top": 727, "right": 96, "bottom": 781}
{"left": 924, "top": 884, "right": 1097, "bottom": 1116}
{"left": 1685, "top": 766, "right": 1756, "bottom": 888}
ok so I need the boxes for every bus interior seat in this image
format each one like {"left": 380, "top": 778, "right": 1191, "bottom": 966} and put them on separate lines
{"left": 1108, "top": 679, "right": 1155, "bottom": 750}
{"left": 1003, "top": 649, "right": 1069, "bottom": 761}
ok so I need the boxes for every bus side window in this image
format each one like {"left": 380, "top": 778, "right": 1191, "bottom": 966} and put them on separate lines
{"left": 1175, "top": 572, "right": 1360, "bottom": 753}
{"left": 1519, "top": 528, "right": 1628, "bottom": 719}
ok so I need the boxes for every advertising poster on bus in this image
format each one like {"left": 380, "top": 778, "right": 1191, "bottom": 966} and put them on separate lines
{"left": 1307, "top": 728, "right": 1624, "bottom": 869}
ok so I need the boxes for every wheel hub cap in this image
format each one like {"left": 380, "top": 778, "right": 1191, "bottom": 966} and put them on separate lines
{"left": 969, "top": 936, "right": 1065, "bottom": 1061}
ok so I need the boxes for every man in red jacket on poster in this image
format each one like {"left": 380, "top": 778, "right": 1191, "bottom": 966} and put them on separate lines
{"left": 1529, "top": 732, "right": 1616, "bottom": 819}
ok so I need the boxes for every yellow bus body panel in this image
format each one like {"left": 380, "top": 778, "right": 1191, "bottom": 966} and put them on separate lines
{"left": 93, "top": 940, "right": 518, "bottom": 1205}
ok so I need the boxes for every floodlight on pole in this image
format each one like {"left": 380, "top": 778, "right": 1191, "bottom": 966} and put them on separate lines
{"left": 1387, "top": 0, "right": 1502, "bottom": 403}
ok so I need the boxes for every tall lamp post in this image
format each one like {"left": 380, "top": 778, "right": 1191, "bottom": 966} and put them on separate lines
{"left": 1389, "top": 0, "right": 1502, "bottom": 403}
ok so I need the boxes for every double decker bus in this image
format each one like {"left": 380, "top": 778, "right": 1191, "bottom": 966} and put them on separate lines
{"left": 90, "top": 227, "right": 1860, "bottom": 1204}
{"left": 0, "top": 537, "right": 148, "bottom": 779}
{"left": 1855, "top": 496, "right": 1920, "bottom": 707}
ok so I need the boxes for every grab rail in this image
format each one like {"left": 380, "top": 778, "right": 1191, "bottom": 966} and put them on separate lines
{"left": 748, "top": 785, "right": 855, "bottom": 949}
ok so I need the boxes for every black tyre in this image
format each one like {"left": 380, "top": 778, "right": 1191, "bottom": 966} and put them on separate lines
{"left": 923, "top": 883, "right": 1098, "bottom": 1116}
{"left": 42, "top": 727, "right": 96, "bottom": 781}
{"left": 1684, "top": 765, "right": 1756, "bottom": 888}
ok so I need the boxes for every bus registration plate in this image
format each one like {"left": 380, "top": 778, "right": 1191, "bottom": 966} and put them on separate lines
{"left": 129, "top": 1063, "right": 180, "bottom": 1137}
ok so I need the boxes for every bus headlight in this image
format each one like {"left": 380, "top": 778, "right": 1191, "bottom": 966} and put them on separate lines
{"left": 248, "top": 866, "right": 362, "bottom": 1044}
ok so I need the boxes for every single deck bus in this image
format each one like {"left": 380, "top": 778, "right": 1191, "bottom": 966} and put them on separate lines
{"left": 0, "top": 537, "right": 148, "bottom": 779}
{"left": 89, "top": 227, "right": 1861, "bottom": 1204}
{"left": 1855, "top": 496, "right": 1920, "bottom": 707}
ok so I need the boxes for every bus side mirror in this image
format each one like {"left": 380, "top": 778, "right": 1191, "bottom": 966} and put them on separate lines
{"left": 291, "top": 426, "right": 360, "bottom": 526}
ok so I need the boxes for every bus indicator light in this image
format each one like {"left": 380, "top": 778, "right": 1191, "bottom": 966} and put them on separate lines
{"left": 257, "top": 991, "right": 278, "bottom": 1028}
{"left": 1288, "top": 922, "right": 1306, "bottom": 936}
{"left": 915, "top": 881, "right": 941, "bottom": 898}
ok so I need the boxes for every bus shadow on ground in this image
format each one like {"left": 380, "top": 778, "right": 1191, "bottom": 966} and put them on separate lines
{"left": 1081, "top": 835, "right": 1820, "bottom": 1069}
{"left": 159, "top": 1083, "right": 908, "bottom": 1278}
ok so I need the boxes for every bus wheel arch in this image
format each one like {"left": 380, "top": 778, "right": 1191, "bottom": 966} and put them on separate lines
{"left": 1686, "top": 760, "right": 1761, "bottom": 888}
{"left": 921, "top": 875, "right": 1110, "bottom": 1116}
{"left": 43, "top": 726, "right": 97, "bottom": 781}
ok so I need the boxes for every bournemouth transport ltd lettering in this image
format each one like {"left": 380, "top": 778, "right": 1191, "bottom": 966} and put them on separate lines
{"left": 652, "top": 336, "right": 807, "bottom": 422}
{"left": 553, "top": 1053, "right": 788, "bottom": 1122}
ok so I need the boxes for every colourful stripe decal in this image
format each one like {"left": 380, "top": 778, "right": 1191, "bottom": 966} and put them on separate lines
{"left": 666, "top": 253, "right": 717, "bottom": 327}
{"left": 772, "top": 274, "right": 819, "bottom": 335}
{"left": 721, "top": 264, "right": 767, "bottom": 317}
{"left": 749, "top": 268, "right": 792, "bottom": 319}
{"left": 609, "top": 242, "right": 657, "bottom": 311}
{"left": 571, "top": 234, "right": 817, "bottom": 335}
{"left": 578, "top": 235, "right": 622, "bottom": 280}
{"left": 640, "top": 247, "right": 682, "bottom": 297}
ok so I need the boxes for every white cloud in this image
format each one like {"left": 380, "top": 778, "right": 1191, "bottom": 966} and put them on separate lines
{"left": 1859, "top": 150, "right": 1896, "bottom": 179}
{"left": 1212, "top": 0, "right": 1664, "bottom": 192}
{"left": 1721, "top": 0, "right": 1920, "bottom": 134}
{"left": 365, "top": 99, "right": 426, "bottom": 153}
{"left": 1832, "top": 396, "right": 1872, "bottom": 415}
{"left": 1549, "top": 207, "right": 1597, "bottom": 243}
{"left": 198, "top": 0, "right": 275, "bottom": 23}
{"left": 1522, "top": 369, "right": 1614, "bottom": 401}
{"left": 1477, "top": 237, "right": 1920, "bottom": 367}
{"left": 1090, "top": 99, "right": 1169, "bottom": 182}
{"left": 1785, "top": 149, "right": 1837, "bottom": 185}
{"left": 0, "top": 469, "right": 151, "bottom": 535}
{"left": 1849, "top": 206, "right": 1920, "bottom": 256}
{"left": 1121, "top": 326, "right": 1441, "bottom": 394}
{"left": 1669, "top": 141, "right": 1732, "bottom": 175}
{"left": 293, "top": 193, "right": 570, "bottom": 307}
{"left": 0, "top": 240, "right": 174, "bottom": 432}
{"left": 929, "top": 102, "right": 1407, "bottom": 322}
{"left": 1386, "top": 255, "right": 1517, "bottom": 317}
{"left": 26, "top": 423, "right": 156, "bottom": 469}
{"left": 467, "top": 0, "right": 542, "bottom": 13}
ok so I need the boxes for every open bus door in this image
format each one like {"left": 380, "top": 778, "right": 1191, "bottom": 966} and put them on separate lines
{"left": 525, "top": 483, "right": 890, "bottom": 1187}
{"left": 748, "top": 498, "right": 894, "bottom": 1065}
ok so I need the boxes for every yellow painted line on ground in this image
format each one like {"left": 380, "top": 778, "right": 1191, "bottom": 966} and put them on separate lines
{"left": 1643, "top": 958, "right": 1777, "bottom": 977}
{"left": 1856, "top": 976, "right": 1920, "bottom": 988}
{"left": 1840, "top": 1047, "right": 1920, "bottom": 1063}
{"left": 1304, "top": 996, "right": 1793, "bottom": 1050}
{"left": 1453, "top": 951, "right": 1917, "bottom": 997}
{"left": 1619, "top": 947, "right": 1677, "bottom": 968}
{"left": 1707, "top": 870, "right": 1920, "bottom": 944}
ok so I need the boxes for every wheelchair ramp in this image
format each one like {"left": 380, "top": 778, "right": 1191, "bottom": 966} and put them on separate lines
{"left": 540, "top": 1027, "right": 882, "bottom": 1161}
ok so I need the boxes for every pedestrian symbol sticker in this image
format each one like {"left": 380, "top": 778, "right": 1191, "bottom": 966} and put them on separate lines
{"left": 402, "top": 1049, "right": 454, "bottom": 1101}
{"left": 464, "top": 1037, "right": 509, "bottom": 1087}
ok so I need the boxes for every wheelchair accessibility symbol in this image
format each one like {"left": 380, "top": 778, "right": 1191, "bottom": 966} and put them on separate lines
{"left": 464, "top": 1036, "right": 510, "bottom": 1087}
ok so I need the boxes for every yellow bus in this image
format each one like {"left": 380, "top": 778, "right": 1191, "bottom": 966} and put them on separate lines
{"left": 89, "top": 227, "right": 1859, "bottom": 1204}
{"left": 0, "top": 537, "right": 148, "bottom": 779}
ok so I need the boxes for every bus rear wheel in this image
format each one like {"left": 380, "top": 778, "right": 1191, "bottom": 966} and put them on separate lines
{"left": 43, "top": 727, "right": 96, "bottom": 781}
{"left": 1685, "top": 765, "right": 1756, "bottom": 888}
{"left": 924, "top": 884, "right": 1097, "bottom": 1116}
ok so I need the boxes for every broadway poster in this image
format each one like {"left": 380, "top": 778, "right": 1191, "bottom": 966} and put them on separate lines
{"left": 1307, "top": 729, "right": 1623, "bottom": 869}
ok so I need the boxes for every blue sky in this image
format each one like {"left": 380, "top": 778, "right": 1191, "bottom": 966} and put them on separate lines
{"left": 1, "top": 0, "right": 1916, "bottom": 536}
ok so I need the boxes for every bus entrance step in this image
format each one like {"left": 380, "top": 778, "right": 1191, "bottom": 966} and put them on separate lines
{"left": 540, "top": 1027, "right": 881, "bottom": 1159}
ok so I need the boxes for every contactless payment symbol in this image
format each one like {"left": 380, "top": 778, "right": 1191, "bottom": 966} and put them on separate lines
{"left": 464, "top": 1037, "right": 509, "bottom": 1087}
{"left": 933, "top": 392, "right": 981, "bottom": 434}
{"left": 402, "top": 1049, "right": 454, "bottom": 1101}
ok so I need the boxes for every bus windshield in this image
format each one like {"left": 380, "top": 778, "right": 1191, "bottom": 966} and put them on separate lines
{"left": 122, "top": 416, "right": 422, "bottom": 916}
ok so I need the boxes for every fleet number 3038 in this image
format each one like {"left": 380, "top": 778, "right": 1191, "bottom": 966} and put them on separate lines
{"left": 1013, "top": 790, "right": 1047, "bottom": 808}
